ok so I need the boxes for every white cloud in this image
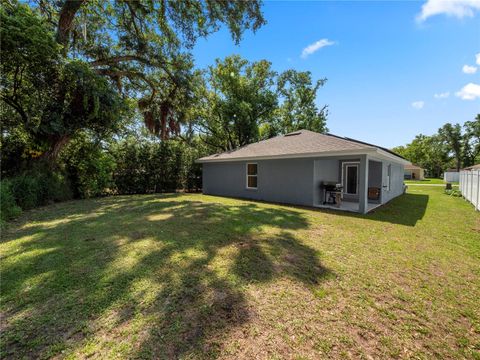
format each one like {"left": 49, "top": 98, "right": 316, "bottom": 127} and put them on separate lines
{"left": 463, "top": 64, "right": 478, "bottom": 74}
{"left": 301, "top": 39, "right": 335, "bottom": 59}
{"left": 417, "top": 0, "right": 480, "bottom": 22}
{"left": 456, "top": 83, "right": 480, "bottom": 100}
{"left": 411, "top": 101, "right": 425, "bottom": 109}
{"left": 434, "top": 92, "right": 450, "bottom": 99}
{"left": 476, "top": 53, "right": 480, "bottom": 66}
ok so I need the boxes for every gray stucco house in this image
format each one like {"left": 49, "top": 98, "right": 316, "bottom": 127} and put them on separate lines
{"left": 197, "top": 130, "right": 410, "bottom": 213}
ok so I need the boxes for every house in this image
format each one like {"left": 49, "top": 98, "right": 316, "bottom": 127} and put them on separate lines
{"left": 462, "top": 164, "right": 480, "bottom": 171}
{"left": 197, "top": 130, "right": 410, "bottom": 214}
{"left": 404, "top": 164, "right": 425, "bottom": 180}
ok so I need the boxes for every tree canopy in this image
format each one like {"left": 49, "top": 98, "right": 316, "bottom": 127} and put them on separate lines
{"left": 193, "top": 55, "right": 278, "bottom": 151}
{"left": 1, "top": 0, "right": 265, "bottom": 159}
{"left": 38, "top": 0, "right": 265, "bottom": 140}
{"left": 392, "top": 115, "right": 480, "bottom": 176}
{"left": 274, "top": 70, "right": 328, "bottom": 135}
{"left": 1, "top": 4, "right": 127, "bottom": 160}
{"left": 193, "top": 56, "right": 329, "bottom": 151}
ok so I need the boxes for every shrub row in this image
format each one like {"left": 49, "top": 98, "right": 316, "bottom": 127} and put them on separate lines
{"left": 1, "top": 170, "right": 73, "bottom": 225}
{"left": 1, "top": 137, "right": 207, "bottom": 224}
{"left": 0, "top": 180, "right": 22, "bottom": 224}
{"left": 111, "top": 139, "right": 203, "bottom": 194}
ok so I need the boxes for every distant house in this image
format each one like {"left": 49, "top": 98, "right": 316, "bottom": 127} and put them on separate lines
{"left": 197, "top": 130, "right": 410, "bottom": 214}
{"left": 404, "top": 164, "right": 425, "bottom": 180}
{"left": 462, "top": 164, "right": 480, "bottom": 171}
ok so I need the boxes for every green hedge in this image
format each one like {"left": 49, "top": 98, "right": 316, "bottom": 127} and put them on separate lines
{"left": 62, "top": 136, "right": 116, "bottom": 198}
{"left": 111, "top": 138, "right": 204, "bottom": 194}
{"left": 1, "top": 170, "right": 73, "bottom": 225}
{"left": 9, "top": 172, "right": 72, "bottom": 210}
{"left": 1, "top": 136, "right": 207, "bottom": 225}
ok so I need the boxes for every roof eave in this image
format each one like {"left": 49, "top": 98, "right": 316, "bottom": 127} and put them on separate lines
{"left": 374, "top": 149, "right": 411, "bottom": 166}
{"left": 196, "top": 147, "right": 409, "bottom": 165}
{"left": 196, "top": 148, "right": 377, "bottom": 163}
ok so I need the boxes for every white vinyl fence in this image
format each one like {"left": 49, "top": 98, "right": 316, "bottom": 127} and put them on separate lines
{"left": 459, "top": 170, "right": 480, "bottom": 211}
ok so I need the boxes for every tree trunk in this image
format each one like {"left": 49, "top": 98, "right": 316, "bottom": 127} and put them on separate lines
{"left": 42, "top": 135, "right": 71, "bottom": 163}
{"left": 56, "top": 0, "right": 87, "bottom": 52}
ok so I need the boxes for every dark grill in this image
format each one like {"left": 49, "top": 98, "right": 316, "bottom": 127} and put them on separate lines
{"left": 320, "top": 182, "right": 343, "bottom": 205}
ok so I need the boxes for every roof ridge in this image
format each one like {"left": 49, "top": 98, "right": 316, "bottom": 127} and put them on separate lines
{"left": 326, "top": 133, "right": 406, "bottom": 160}
{"left": 324, "top": 133, "right": 375, "bottom": 147}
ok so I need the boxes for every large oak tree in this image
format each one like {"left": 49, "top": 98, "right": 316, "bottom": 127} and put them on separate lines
{"left": 1, "top": 0, "right": 265, "bottom": 159}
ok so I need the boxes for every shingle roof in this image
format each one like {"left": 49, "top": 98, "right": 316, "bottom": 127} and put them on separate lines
{"left": 463, "top": 164, "right": 480, "bottom": 171}
{"left": 404, "top": 164, "right": 424, "bottom": 170}
{"left": 197, "top": 130, "right": 405, "bottom": 162}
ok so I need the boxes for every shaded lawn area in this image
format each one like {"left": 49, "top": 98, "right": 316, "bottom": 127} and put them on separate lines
{"left": 1, "top": 187, "right": 479, "bottom": 359}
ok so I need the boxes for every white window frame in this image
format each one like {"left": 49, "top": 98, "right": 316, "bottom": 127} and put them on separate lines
{"left": 386, "top": 164, "right": 391, "bottom": 192}
{"left": 341, "top": 162, "right": 360, "bottom": 195}
{"left": 246, "top": 163, "right": 258, "bottom": 189}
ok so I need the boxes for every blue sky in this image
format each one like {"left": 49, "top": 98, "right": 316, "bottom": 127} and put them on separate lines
{"left": 193, "top": 1, "right": 480, "bottom": 148}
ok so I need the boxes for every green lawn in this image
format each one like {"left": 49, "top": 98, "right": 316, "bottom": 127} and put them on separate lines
{"left": 404, "top": 178, "right": 443, "bottom": 184}
{"left": 404, "top": 178, "right": 459, "bottom": 185}
{"left": 1, "top": 188, "right": 479, "bottom": 359}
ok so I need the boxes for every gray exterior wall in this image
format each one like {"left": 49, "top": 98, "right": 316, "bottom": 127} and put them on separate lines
{"left": 313, "top": 158, "right": 340, "bottom": 205}
{"left": 380, "top": 160, "right": 404, "bottom": 203}
{"left": 202, "top": 154, "right": 405, "bottom": 211}
{"left": 202, "top": 158, "right": 314, "bottom": 206}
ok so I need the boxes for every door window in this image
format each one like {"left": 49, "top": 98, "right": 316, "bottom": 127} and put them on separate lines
{"left": 345, "top": 165, "right": 358, "bottom": 194}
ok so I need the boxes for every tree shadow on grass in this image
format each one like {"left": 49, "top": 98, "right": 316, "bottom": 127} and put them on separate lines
{"left": 0, "top": 194, "right": 332, "bottom": 359}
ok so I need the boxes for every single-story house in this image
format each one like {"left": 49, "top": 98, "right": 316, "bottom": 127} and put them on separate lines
{"left": 404, "top": 164, "right": 425, "bottom": 180}
{"left": 197, "top": 130, "right": 410, "bottom": 214}
{"left": 462, "top": 164, "right": 480, "bottom": 171}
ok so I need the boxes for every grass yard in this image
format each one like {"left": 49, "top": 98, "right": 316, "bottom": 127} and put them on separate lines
{"left": 404, "top": 178, "right": 444, "bottom": 184}
{"left": 1, "top": 187, "right": 479, "bottom": 359}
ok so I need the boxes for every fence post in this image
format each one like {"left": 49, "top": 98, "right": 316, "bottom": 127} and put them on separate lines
{"left": 477, "top": 170, "right": 480, "bottom": 211}
{"left": 469, "top": 171, "right": 472, "bottom": 201}
{"left": 460, "top": 171, "right": 463, "bottom": 198}
{"left": 470, "top": 171, "right": 473, "bottom": 204}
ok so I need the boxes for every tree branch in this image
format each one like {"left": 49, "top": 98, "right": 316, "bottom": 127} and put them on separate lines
{"left": 1, "top": 95, "right": 29, "bottom": 124}
{"left": 198, "top": 133, "right": 225, "bottom": 151}
{"left": 90, "top": 55, "right": 179, "bottom": 88}
{"left": 126, "top": 2, "right": 143, "bottom": 43}
{"left": 89, "top": 55, "right": 152, "bottom": 67}
{"left": 96, "top": 68, "right": 157, "bottom": 101}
